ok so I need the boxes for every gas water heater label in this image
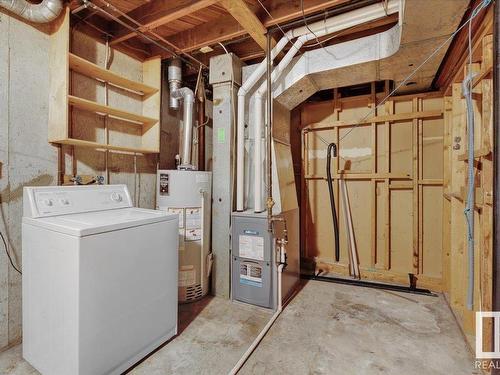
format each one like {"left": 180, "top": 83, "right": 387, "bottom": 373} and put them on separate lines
{"left": 168, "top": 208, "right": 184, "bottom": 228}
{"left": 159, "top": 173, "right": 169, "bottom": 195}
{"left": 179, "top": 265, "right": 196, "bottom": 287}
{"left": 185, "top": 208, "right": 201, "bottom": 229}
{"left": 239, "top": 235, "right": 264, "bottom": 261}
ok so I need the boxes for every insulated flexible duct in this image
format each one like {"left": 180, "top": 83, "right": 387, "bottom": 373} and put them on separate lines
{"left": 0, "top": 0, "right": 63, "bottom": 23}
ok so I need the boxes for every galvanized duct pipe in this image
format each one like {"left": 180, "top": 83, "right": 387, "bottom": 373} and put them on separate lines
{"left": 0, "top": 0, "right": 63, "bottom": 23}
{"left": 168, "top": 58, "right": 195, "bottom": 169}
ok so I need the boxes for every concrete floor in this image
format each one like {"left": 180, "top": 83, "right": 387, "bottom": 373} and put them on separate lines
{"left": 0, "top": 280, "right": 477, "bottom": 375}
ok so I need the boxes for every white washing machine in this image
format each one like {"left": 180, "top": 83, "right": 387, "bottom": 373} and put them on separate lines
{"left": 22, "top": 185, "right": 178, "bottom": 375}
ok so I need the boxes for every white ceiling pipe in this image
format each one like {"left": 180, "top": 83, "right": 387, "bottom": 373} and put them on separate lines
{"left": 236, "top": 36, "right": 290, "bottom": 211}
{"left": 235, "top": 0, "right": 400, "bottom": 211}
{"left": 0, "top": 0, "right": 63, "bottom": 23}
{"left": 252, "top": 0, "right": 401, "bottom": 212}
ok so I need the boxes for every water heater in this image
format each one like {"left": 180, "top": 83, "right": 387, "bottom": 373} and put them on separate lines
{"left": 157, "top": 170, "right": 212, "bottom": 303}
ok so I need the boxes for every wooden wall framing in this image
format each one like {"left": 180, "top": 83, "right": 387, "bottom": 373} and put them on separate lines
{"left": 294, "top": 8, "right": 494, "bottom": 355}
{"left": 443, "top": 30, "right": 493, "bottom": 350}
{"left": 298, "top": 86, "right": 445, "bottom": 291}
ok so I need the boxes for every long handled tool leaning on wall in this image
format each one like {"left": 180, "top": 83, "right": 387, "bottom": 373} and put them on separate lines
{"left": 326, "top": 143, "right": 340, "bottom": 263}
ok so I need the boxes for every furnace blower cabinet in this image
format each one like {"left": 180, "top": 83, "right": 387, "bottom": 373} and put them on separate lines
{"left": 231, "top": 212, "right": 278, "bottom": 310}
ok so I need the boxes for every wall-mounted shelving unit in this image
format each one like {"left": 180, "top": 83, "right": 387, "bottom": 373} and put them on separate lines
{"left": 48, "top": 9, "right": 161, "bottom": 154}
{"left": 68, "top": 53, "right": 158, "bottom": 97}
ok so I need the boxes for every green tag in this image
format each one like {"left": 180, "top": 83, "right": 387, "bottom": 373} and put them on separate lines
{"left": 217, "top": 128, "right": 226, "bottom": 144}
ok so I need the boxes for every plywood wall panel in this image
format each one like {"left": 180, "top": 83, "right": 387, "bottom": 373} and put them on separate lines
{"left": 422, "top": 118, "right": 444, "bottom": 180}
{"left": 345, "top": 180, "right": 372, "bottom": 267}
{"left": 300, "top": 89, "right": 445, "bottom": 288}
{"left": 390, "top": 122, "right": 412, "bottom": 176}
{"left": 422, "top": 186, "right": 443, "bottom": 278}
{"left": 338, "top": 125, "right": 371, "bottom": 173}
{"left": 390, "top": 189, "right": 414, "bottom": 274}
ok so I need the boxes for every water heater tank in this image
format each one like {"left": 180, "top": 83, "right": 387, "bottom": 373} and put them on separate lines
{"left": 157, "top": 170, "right": 212, "bottom": 303}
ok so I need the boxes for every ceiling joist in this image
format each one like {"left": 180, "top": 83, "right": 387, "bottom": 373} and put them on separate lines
{"left": 148, "top": 0, "right": 352, "bottom": 57}
{"left": 110, "top": 0, "right": 220, "bottom": 46}
{"left": 220, "top": 0, "right": 275, "bottom": 51}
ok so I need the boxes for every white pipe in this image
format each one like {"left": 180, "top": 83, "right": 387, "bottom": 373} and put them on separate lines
{"left": 236, "top": 36, "right": 290, "bottom": 211}
{"left": 228, "top": 263, "right": 284, "bottom": 375}
{"left": 252, "top": 0, "right": 400, "bottom": 211}
{"left": 0, "top": 0, "right": 62, "bottom": 23}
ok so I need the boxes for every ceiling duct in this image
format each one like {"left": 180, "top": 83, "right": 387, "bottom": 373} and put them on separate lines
{"left": 0, "top": 0, "right": 63, "bottom": 23}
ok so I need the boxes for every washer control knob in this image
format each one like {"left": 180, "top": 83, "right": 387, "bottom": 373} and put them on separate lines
{"left": 44, "top": 199, "right": 53, "bottom": 207}
{"left": 111, "top": 192, "right": 123, "bottom": 202}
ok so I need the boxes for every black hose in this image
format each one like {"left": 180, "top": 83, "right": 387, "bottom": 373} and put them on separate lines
{"left": 326, "top": 143, "right": 340, "bottom": 262}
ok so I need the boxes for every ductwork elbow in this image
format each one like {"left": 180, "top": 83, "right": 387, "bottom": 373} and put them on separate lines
{"left": 0, "top": 0, "right": 63, "bottom": 23}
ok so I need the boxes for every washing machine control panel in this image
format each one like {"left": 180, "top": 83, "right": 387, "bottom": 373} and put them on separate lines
{"left": 23, "top": 185, "right": 133, "bottom": 218}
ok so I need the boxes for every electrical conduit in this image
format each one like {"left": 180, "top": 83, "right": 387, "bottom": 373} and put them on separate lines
{"left": 463, "top": 72, "right": 476, "bottom": 310}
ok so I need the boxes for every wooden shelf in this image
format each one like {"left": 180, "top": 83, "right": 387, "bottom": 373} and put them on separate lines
{"left": 69, "top": 53, "right": 158, "bottom": 97}
{"left": 54, "top": 138, "right": 158, "bottom": 154}
{"left": 68, "top": 95, "right": 158, "bottom": 126}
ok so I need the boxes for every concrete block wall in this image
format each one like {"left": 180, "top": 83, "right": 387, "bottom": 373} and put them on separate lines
{"left": 0, "top": 12, "right": 56, "bottom": 350}
{"left": 0, "top": 15, "right": 158, "bottom": 351}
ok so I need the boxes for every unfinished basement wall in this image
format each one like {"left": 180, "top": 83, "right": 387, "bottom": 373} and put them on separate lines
{"left": 0, "top": 16, "right": 159, "bottom": 351}
{"left": 0, "top": 12, "right": 57, "bottom": 350}
{"left": 442, "top": 25, "right": 494, "bottom": 351}
{"left": 64, "top": 30, "right": 158, "bottom": 205}
{"left": 298, "top": 86, "right": 446, "bottom": 291}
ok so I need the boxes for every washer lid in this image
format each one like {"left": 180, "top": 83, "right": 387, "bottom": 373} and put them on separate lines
{"left": 22, "top": 207, "right": 177, "bottom": 237}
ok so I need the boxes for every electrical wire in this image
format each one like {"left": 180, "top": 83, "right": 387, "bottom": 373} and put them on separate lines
{"left": 300, "top": 0, "right": 324, "bottom": 48}
{"left": 1, "top": 231, "right": 21, "bottom": 275}
{"left": 335, "top": 0, "right": 492, "bottom": 143}
{"left": 218, "top": 42, "right": 229, "bottom": 55}
{"left": 256, "top": 0, "right": 289, "bottom": 41}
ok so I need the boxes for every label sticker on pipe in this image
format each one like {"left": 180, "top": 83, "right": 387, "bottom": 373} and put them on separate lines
{"left": 217, "top": 128, "right": 226, "bottom": 144}
{"left": 239, "top": 235, "right": 264, "bottom": 261}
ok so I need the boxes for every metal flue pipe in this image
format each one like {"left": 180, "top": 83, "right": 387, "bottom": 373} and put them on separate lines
{"left": 168, "top": 58, "right": 195, "bottom": 169}
{"left": 0, "top": 0, "right": 63, "bottom": 23}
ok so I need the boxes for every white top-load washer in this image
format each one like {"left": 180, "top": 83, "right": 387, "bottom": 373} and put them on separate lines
{"left": 22, "top": 185, "right": 178, "bottom": 375}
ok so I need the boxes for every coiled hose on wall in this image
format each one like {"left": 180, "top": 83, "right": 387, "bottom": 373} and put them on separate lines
{"left": 326, "top": 143, "right": 340, "bottom": 262}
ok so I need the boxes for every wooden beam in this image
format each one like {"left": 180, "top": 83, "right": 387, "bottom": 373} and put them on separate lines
{"left": 433, "top": 0, "right": 492, "bottom": 90}
{"left": 220, "top": 0, "right": 274, "bottom": 51}
{"left": 110, "top": 0, "right": 220, "bottom": 46}
{"left": 148, "top": 0, "right": 352, "bottom": 56}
